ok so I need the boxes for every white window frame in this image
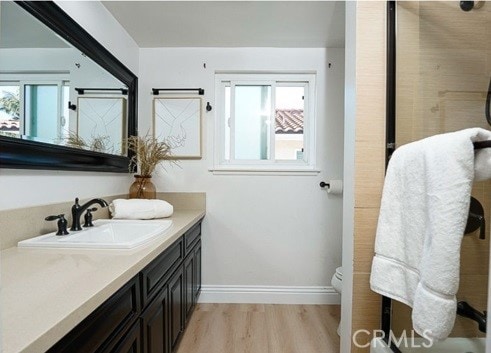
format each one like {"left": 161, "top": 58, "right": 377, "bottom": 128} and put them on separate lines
{"left": 213, "top": 73, "right": 318, "bottom": 174}
{"left": 0, "top": 73, "right": 69, "bottom": 137}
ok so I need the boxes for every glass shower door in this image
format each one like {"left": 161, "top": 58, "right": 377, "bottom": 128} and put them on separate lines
{"left": 391, "top": 1, "right": 490, "bottom": 352}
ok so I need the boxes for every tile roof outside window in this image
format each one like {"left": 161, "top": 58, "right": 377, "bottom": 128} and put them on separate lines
{"left": 0, "top": 120, "right": 19, "bottom": 131}
{"left": 275, "top": 109, "right": 303, "bottom": 134}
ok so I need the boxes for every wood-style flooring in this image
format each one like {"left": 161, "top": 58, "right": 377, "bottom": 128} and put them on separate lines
{"left": 176, "top": 304, "right": 341, "bottom": 353}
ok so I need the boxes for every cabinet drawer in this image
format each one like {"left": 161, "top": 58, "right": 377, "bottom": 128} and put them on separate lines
{"left": 184, "top": 222, "right": 201, "bottom": 256}
{"left": 48, "top": 276, "right": 141, "bottom": 353}
{"left": 141, "top": 238, "right": 183, "bottom": 306}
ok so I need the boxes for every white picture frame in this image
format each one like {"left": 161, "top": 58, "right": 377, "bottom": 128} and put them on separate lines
{"left": 153, "top": 97, "right": 202, "bottom": 159}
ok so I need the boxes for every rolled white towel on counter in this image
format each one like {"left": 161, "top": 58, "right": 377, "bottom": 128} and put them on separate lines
{"left": 109, "top": 199, "right": 173, "bottom": 219}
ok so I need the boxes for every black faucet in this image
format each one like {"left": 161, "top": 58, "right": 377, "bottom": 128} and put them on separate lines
{"left": 457, "top": 301, "right": 487, "bottom": 333}
{"left": 45, "top": 214, "right": 69, "bottom": 235}
{"left": 71, "top": 198, "right": 109, "bottom": 231}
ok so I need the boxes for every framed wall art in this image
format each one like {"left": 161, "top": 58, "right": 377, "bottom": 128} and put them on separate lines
{"left": 153, "top": 97, "right": 202, "bottom": 159}
{"left": 77, "top": 97, "right": 126, "bottom": 155}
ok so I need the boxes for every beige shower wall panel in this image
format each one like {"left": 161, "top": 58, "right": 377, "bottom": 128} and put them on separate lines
{"left": 396, "top": 1, "right": 420, "bottom": 74}
{"left": 418, "top": 2, "right": 489, "bottom": 50}
{"left": 395, "top": 2, "right": 420, "bottom": 148}
{"left": 352, "top": 273, "right": 383, "bottom": 353}
{"left": 355, "top": 74, "right": 386, "bottom": 143}
{"left": 391, "top": 301, "right": 414, "bottom": 338}
{"left": 352, "top": 2, "right": 386, "bottom": 353}
{"left": 354, "top": 141, "right": 385, "bottom": 210}
{"left": 355, "top": 2, "right": 386, "bottom": 78}
{"left": 415, "top": 74, "right": 488, "bottom": 99}
{"left": 354, "top": 208, "right": 379, "bottom": 273}
{"left": 396, "top": 83, "right": 417, "bottom": 147}
{"left": 418, "top": 49, "right": 487, "bottom": 76}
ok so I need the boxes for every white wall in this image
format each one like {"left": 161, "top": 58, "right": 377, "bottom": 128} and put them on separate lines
{"left": 0, "top": 1, "right": 139, "bottom": 211}
{"left": 139, "top": 48, "right": 344, "bottom": 303}
{"left": 55, "top": 1, "right": 139, "bottom": 74}
{"left": 0, "top": 48, "right": 73, "bottom": 71}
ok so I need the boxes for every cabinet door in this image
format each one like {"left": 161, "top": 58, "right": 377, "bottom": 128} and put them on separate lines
{"left": 184, "top": 254, "right": 195, "bottom": 322}
{"left": 141, "top": 287, "right": 169, "bottom": 353}
{"left": 169, "top": 266, "right": 184, "bottom": 351}
{"left": 194, "top": 241, "right": 202, "bottom": 300}
{"left": 109, "top": 321, "right": 141, "bottom": 353}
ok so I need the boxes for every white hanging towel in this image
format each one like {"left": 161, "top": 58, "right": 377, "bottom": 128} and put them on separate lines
{"left": 370, "top": 128, "right": 491, "bottom": 341}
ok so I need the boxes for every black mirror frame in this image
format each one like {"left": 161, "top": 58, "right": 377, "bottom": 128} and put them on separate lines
{"left": 0, "top": 1, "right": 138, "bottom": 173}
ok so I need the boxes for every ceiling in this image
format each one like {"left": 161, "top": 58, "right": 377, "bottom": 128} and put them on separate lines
{"left": 102, "top": 1, "right": 345, "bottom": 48}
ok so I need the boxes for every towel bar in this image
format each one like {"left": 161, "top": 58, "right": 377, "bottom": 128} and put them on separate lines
{"left": 473, "top": 141, "right": 491, "bottom": 149}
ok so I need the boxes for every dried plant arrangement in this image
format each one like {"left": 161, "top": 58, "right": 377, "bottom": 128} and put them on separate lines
{"left": 90, "top": 135, "right": 112, "bottom": 153}
{"left": 126, "top": 134, "right": 179, "bottom": 176}
{"left": 64, "top": 131, "right": 88, "bottom": 149}
{"left": 63, "top": 132, "right": 113, "bottom": 154}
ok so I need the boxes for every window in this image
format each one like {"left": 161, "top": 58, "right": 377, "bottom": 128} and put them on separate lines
{"left": 214, "top": 73, "right": 316, "bottom": 173}
{"left": 0, "top": 74, "right": 69, "bottom": 142}
{"left": 0, "top": 85, "right": 20, "bottom": 136}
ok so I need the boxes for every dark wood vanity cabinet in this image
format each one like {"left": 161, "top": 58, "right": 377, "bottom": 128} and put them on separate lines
{"left": 48, "top": 221, "right": 202, "bottom": 353}
{"left": 141, "top": 286, "right": 170, "bottom": 353}
{"left": 184, "top": 241, "right": 202, "bottom": 323}
{"left": 47, "top": 276, "right": 141, "bottom": 353}
{"left": 109, "top": 321, "right": 142, "bottom": 353}
{"left": 142, "top": 223, "right": 201, "bottom": 353}
{"left": 169, "top": 266, "right": 184, "bottom": 351}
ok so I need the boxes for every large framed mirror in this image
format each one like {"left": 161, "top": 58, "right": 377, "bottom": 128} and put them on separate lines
{"left": 0, "top": 1, "right": 137, "bottom": 172}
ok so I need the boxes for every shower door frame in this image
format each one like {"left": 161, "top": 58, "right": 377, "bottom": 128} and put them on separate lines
{"left": 382, "top": 1, "right": 401, "bottom": 352}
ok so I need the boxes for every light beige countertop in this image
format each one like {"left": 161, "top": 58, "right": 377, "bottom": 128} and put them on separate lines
{"left": 1, "top": 210, "right": 205, "bottom": 353}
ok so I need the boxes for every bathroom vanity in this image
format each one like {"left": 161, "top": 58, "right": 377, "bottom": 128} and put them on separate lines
{"left": 1, "top": 209, "right": 205, "bottom": 353}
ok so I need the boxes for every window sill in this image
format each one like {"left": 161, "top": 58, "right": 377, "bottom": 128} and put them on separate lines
{"left": 209, "top": 167, "right": 320, "bottom": 176}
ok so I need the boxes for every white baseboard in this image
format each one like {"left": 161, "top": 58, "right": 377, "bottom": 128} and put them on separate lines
{"left": 198, "top": 285, "right": 341, "bottom": 305}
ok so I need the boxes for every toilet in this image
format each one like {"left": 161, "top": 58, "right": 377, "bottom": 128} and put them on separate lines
{"left": 331, "top": 266, "right": 343, "bottom": 336}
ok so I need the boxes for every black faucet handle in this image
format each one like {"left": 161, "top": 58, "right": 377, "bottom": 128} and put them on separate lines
{"left": 45, "top": 214, "right": 62, "bottom": 221}
{"left": 83, "top": 208, "right": 98, "bottom": 227}
{"left": 45, "top": 214, "right": 69, "bottom": 236}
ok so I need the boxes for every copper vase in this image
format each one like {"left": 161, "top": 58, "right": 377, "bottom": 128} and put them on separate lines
{"left": 129, "top": 175, "right": 156, "bottom": 199}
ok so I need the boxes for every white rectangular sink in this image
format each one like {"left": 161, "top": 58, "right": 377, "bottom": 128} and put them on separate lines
{"left": 18, "top": 219, "right": 173, "bottom": 249}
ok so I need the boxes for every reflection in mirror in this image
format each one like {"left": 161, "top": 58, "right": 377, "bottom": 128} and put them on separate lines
{"left": 0, "top": 1, "right": 128, "bottom": 155}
